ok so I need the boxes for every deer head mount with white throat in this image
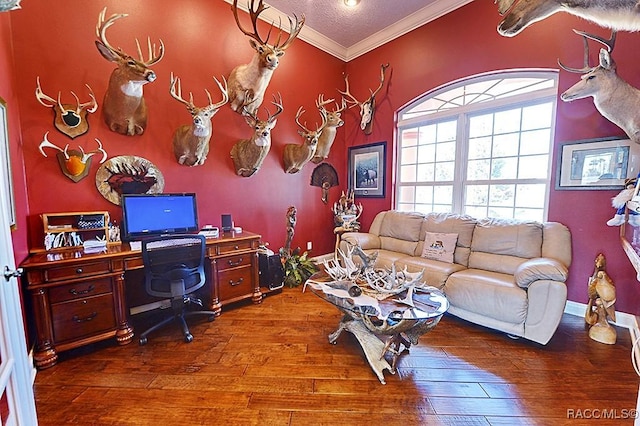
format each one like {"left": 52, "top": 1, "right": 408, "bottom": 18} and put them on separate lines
{"left": 496, "top": 0, "right": 640, "bottom": 37}
{"left": 559, "top": 29, "right": 640, "bottom": 144}
{"left": 311, "top": 95, "right": 346, "bottom": 164}
{"left": 228, "top": 0, "right": 304, "bottom": 115}
{"left": 339, "top": 63, "right": 389, "bottom": 135}
{"left": 170, "top": 73, "right": 229, "bottom": 167}
{"left": 35, "top": 77, "right": 98, "bottom": 139}
{"left": 231, "top": 93, "right": 284, "bottom": 177}
{"left": 283, "top": 105, "right": 328, "bottom": 174}
{"left": 39, "top": 132, "right": 107, "bottom": 182}
{"left": 95, "top": 7, "right": 164, "bottom": 136}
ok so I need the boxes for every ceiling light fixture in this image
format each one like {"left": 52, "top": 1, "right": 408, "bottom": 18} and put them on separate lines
{"left": 344, "top": 0, "right": 360, "bottom": 7}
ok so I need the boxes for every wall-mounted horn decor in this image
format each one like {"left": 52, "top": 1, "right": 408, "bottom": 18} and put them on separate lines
{"left": 38, "top": 131, "right": 107, "bottom": 182}
{"left": 35, "top": 76, "right": 97, "bottom": 139}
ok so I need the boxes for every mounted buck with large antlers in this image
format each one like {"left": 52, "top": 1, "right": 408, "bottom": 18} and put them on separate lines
{"left": 35, "top": 76, "right": 97, "bottom": 139}
{"left": 228, "top": 0, "right": 304, "bottom": 115}
{"left": 231, "top": 93, "right": 283, "bottom": 177}
{"left": 95, "top": 7, "right": 164, "bottom": 136}
{"left": 559, "top": 29, "right": 640, "bottom": 144}
{"left": 311, "top": 95, "right": 346, "bottom": 164}
{"left": 170, "top": 73, "right": 229, "bottom": 167}
{"left": 496, "top": 0, "right": 640, "bottom": 37}
{"left": 339, "top": 63, "right": 389, "bottom": 135}
{"left": 283, "top": 106, "right": 328, "bottom": 174}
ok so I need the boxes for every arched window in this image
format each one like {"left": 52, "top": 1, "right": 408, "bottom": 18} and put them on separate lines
{"left": 396, "top": 70, "right": 558, "bottom": 221}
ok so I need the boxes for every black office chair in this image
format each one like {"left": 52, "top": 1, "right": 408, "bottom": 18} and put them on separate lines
{"left": 138, "top": 234, "right": 215, "bottom": 345}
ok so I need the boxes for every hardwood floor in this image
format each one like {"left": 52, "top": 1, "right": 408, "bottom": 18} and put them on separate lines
{"left": 34, "top": 287, "right": 639, "bottom": 425}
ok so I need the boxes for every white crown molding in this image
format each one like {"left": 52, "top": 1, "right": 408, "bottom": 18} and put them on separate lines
{"left": 224, "top": 0, "right": 472, "bottom": 62}
{"left": 344, "top": 0, "right": 474, "bottom": 61}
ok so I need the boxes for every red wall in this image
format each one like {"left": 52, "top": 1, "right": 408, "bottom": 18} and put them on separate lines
{"left": 6, "top": 1, "right": 640, "bottom": 314}
{"left": 344, "top": 1, "right": 640, "bottom": 315}
{"left": 9, "top": 0, "right": 346, "bottom": 258}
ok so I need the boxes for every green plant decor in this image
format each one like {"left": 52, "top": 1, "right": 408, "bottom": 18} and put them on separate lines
{"left": 279, "top": 247, "right": 319, "bottom": 288}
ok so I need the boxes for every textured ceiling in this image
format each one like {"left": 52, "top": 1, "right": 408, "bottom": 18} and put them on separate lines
{"left": 226, "top": 0, "right": 472, "bottom": 61}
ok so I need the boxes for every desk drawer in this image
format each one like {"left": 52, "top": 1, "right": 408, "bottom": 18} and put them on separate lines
{"left": 44, "top": 260, "right": 111, "bottom": 282}
{"left": 217, "top": 240, "right": 253, "bottom": 255}
{"left": 217, "top": 267, "right": 253, "bottom": 301}
{"left": 218, "top": 253, "right": 252, "bottom": 271}
{"left": 51, "top": 293, "right": 116, "bottom": 343}
{"left": 49, "top": 279, "right": 113, "bottom": 304}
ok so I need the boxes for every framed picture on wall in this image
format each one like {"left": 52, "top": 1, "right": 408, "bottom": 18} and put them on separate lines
{"left": 556, "top": 137, "right": 640, "bottom": 190}
{"left": 348, "top": 141, "right": 386, "bottom": 198}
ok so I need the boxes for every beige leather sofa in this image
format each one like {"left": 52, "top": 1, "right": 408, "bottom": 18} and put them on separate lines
{"left": 340, "top": 211, "right": 572, "bottom": 345}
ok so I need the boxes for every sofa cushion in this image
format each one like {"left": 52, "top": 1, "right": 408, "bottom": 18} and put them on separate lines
{"left": 417, "top": 213, "right": 476, "bottom": 266}
{"left": 469, "top": 218, "right": 542, "bottom": 274}
{"left": 421, "top": 232, "right": 458, "bottom": 263}
{"left": 379, "top": 211, "right": 424, "bottom": 241}
{"left": 514, "top": 258, "right": 568, "bottom": 289}
{"left": 445, "top": 269, "right": 528, "bottom": 325}
{"left": 396, "top": 256, "right": 466, "bottom": 289}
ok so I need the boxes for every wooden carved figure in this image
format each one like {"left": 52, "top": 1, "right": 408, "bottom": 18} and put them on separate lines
{"left": 339, "top": 63, "right": 389, "bottom": 135}
{"left": 283, "top": 105, "right": 327, "bottom": 174}
{"left": 559, "top": 30, "right": 640, "bottom": 144}
{"left": 35, "top": 76, "right": 97, "bottom": 139}
{"left": 496, "top": 0, "right": 640, "bottom": 37}
{"left": 585, "top": 253, "right": 617, "bottom": 344}
{"left": 311, "top": 95, "right": 346, "bottom": 164}
{"left": 170, "top": 73, "right": 229, "bottom": 166}
{"left": 95, "top": 7, "right": 164, "bottom": 136}
{"left": 230, "top": 93, "right": 283, "bottom": 177}
{"left": 39, "top": 132, "right": 107, "bottom": 182}
{"left": 228, "top": 0, "right": 304, "bottom": 115}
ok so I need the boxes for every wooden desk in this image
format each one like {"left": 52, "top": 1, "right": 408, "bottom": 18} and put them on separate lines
{"left": 20, "top": 231, "right": 262, "bottom": 369}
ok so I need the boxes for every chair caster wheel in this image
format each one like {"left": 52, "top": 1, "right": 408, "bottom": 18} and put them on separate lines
{"left": 139, "top": 337, "right": 148, "bottom": 346}
{"left": 184, "top": 333, "right": 193, "bottom": 343}
{"left": 208, "top": 315, "right": 215, "bottom": 322}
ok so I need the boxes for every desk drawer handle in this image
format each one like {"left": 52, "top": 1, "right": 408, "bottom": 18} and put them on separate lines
{"left": 227, "top": 258, "right": 243, "bottom": 267}
{"left": 69, "top": 285, "right": 95, "bottom": 296}
{"left": 234, "top": 245, "right": 239, "bottom": 250}
{"left": 229, "top": 277, "right": 244, "bottom": 286}
{"left": 75, "top": 268, "right": 83, "bottom": 274}
{"left": 72, "top": 312, "right": 97, "bottom": 323}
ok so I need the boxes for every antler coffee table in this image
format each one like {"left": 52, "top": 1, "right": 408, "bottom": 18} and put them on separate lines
{"left": 305, "top": 273, "right": 449, "bottom": 384}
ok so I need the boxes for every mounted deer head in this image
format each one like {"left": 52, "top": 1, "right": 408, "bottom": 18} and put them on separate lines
{"left": 496, "top": 0, "right": 640, "bottom": 37}
{"left": 283, "top": 105, "right": 327, "bottom": 174}
{"left": 559, "top": 30, "right": 640, "bottom": 144}
{"left": 39, "top": 132, "right": 107, "bottom": 182}
{"left": 170, "top": 73, "right": 229, "bottom": 167}
{"left": 35, "top": 76, "right": 97, "bottom": 139}
{"left": 311, "top": 95, "right": 346, "bottom": 164}
{"left": 95, "top": 7, "right": 164, "bottom": 136}
{"left": 339, "top": 63, "right": 389, "bottom": 135}
{"left": 228, "top": 0, "right": 304, "bottom": 115}
{"left": 231, "top": 93, "right": 283, "bottom": 177}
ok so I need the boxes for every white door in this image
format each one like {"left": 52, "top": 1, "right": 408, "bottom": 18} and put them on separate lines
{"left": 0, "top": 133, "right": 37, "bottom": 422}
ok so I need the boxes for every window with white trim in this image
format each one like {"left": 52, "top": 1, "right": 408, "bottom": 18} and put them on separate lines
{"left": 396, "top": 70, "right": 558, "bottom": 222}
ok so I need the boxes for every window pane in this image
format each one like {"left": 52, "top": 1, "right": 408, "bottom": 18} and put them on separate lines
{"left": 436, "top": 141, "right": 456, "bottom": 162}
{"left": 489, "top": 184, "right": 515, "bottom": 206}
{"left": 522, "top": 103, "right": 552, "bottom": 130}
{"left": 434, "top": 185, "right": 453, "bottom": 204}
{"left": 467, "top": 159, "right": 490, "bottom": 180}
{"left": 520, "top": 129, "right": 551, "bottom": 155}
{"left": 465, "top": 206, "right": 487, "bottom": 218}
{"left": 402, "top": 146, "right": 417, "bottom": 164}
{"left": 489, "top": 207, "right": 514, "bottom": 218}
{"left": 402, "top": 129, "right": 418, "bottom": 147}
{"left": 416, "top": 186, "right": 433, "bottom": 204}
{"left": 469, "top": 114, "right": 493, "bottom": 138}
{"left": 465, "top": 185, "right": 488, "bottom": 205}
{"left": 419, "top": 125, "right": 436, "bottom": 144}
{"left": 418, "top": 144, "right": 435, "bottom": 163}
{"left": 468, "top": 136, "right": 492, "bottom": 160}
{"left": 438, "top": 121, "right": 457, "bottom": 141}
{"left": 398, "top": 186, "right": 415, "bottom": 203}
{"left": 401, "top": 164, "right": 416, "bottom": 182}
{"left": 417, "top": 163, "right": 435, "bottom": 181}
{"left": 519, "top": 155, "right": 548, "bottom": 179}
{"left": 493, "top": 133, "right": 519, "bottom": 157}
{"left": 516, "top": 184, "right": 546, "bottom": 208}
{"left": 435, "top": 162, "right": 455, "bottom": 181}
{"left": 494, "top": 109, "right": 521, "bottom": 134}
{"left": 491, "top": 157, "right": 517, "bottom": 179}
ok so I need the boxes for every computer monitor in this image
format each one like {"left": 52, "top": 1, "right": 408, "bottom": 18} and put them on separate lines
{"left": 121, "top": 193, "right": 199, "bottom": 242}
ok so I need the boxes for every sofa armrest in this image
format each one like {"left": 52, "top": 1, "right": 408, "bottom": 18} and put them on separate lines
{"left": 514, "top": 258, "right": 568, "bottom": 289}
{"left": 524, "top": 280, "right": 567, "bottom": 345}
{"left": 341, "top": 232, "right": 381, "bottom": 251}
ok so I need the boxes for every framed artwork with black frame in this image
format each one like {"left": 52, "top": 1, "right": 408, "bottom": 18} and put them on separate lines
{"left": 556, "top": 137, "right": 640, "bottom": 190}
{"left": 348, "top": 141, "right": 386, "bottom": 198}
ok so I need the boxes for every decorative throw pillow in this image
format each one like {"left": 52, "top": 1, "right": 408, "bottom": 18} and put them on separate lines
{"left": 421, "top": 232, "right": 458, "bottom": 263}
